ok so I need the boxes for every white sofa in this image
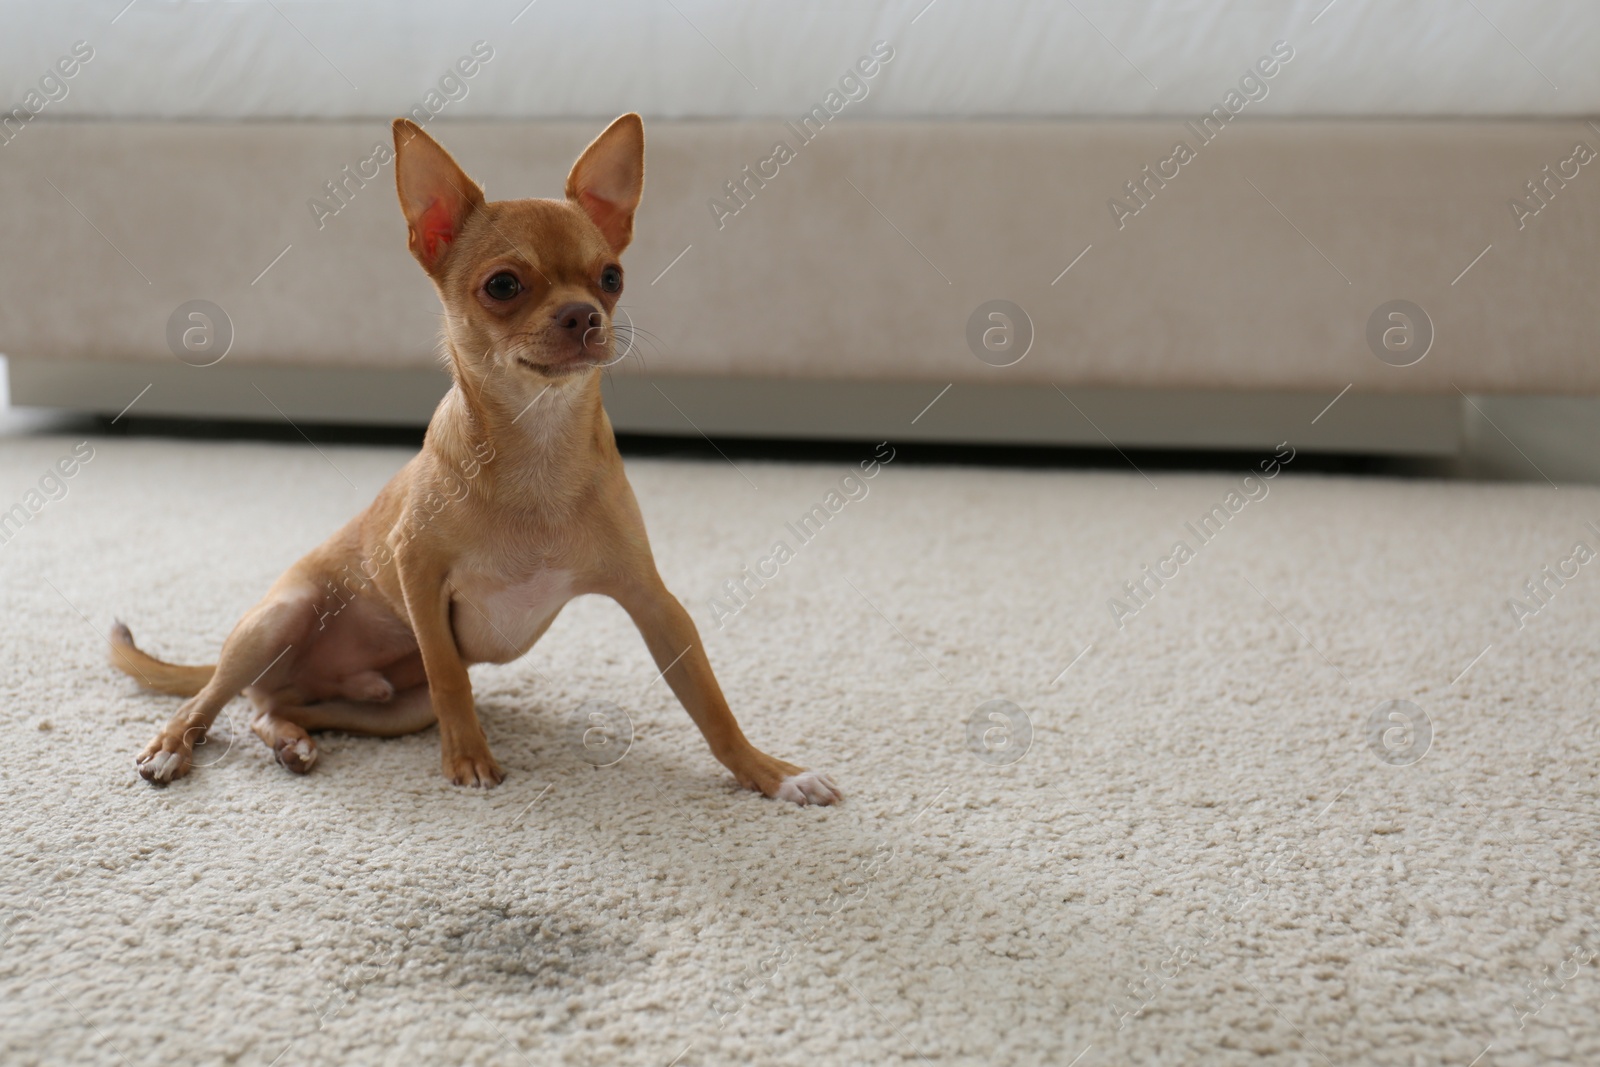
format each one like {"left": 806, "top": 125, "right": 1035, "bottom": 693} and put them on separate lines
{"left": 3, "top": 1, "right": 1597, "bottom": 455}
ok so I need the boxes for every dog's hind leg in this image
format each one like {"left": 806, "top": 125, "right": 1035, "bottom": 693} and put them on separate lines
{"left": 246, "top": 686, "right": 436, "bottom": 776}
{"left": 136, "top": 584, "right": 320, "bottom": 784}
{"left": 275, "top": 687, "right": 436, "bottom": 737}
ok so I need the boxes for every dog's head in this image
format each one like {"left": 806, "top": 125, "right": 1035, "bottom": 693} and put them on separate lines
{"left": 391, "top": 114, "right": 644, "bottom": 383}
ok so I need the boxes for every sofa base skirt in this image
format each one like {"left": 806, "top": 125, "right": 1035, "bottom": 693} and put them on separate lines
{"left": 7, "top": 358, "right": 1461, "bottom": 456}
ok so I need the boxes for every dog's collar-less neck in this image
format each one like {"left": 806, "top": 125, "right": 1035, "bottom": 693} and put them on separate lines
{"left": 430, "top": 350, "right": 604, "bottom": 512}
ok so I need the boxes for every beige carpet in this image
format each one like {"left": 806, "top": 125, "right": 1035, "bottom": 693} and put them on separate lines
{"left": 1, "top": 431, "right": 1597, "bottom": 1066}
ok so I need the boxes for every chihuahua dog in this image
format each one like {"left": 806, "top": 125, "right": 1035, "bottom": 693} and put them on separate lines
{"left": 112, "top": 114, "right": 839, "bottom": 806}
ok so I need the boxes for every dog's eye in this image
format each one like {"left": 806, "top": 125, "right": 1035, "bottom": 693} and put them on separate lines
{"left": 484, "top": 272, "right": 521, "bottom": 301}
{"left": 599, "top": 266, "right": 622, "bottom": 293}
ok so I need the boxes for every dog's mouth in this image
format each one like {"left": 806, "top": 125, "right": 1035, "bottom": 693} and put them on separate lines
{"left": 514, "top": 355, "right": 591, "bottom": 378}
{"left": 514, "top": 341, "right": 627, "bottom": 378}
{"left": 506, "top": 310, "right": 636, "bottom": 378}
{"left": 508, "top": 308, "right": 640, "bottom": 377}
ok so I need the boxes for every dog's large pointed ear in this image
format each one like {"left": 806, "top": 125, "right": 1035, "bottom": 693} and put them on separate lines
{"left": 393, "top": 118, "right": 484, "bottom": 274}
{"left": 565, "top": 113, "right": 644, "bottom": 254}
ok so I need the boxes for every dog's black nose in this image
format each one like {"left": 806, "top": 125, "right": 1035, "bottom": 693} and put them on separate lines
{"left": 553, "top": 302, "right": 604, "bottom": 344}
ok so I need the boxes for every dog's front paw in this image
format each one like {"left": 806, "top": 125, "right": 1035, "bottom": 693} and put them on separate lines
{"left": 443, "top": 749, "right": 504, "bottom": 788}
{"left": 136, "top": 732, "right": 195, "bottom": 784}
{"left": 731, "top": 751, "right": 842, "bottom": 806}
{"left": 777, "top": 770, "right": 842, "bottom": 807}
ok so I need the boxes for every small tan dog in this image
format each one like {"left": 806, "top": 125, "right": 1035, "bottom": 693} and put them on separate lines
{"left": 113, "top": 114, "right": 839, "bottom": 806}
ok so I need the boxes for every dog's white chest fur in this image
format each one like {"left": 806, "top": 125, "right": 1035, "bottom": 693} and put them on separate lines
{"left": 450, "top": 568, "right": 576, "bottom": 664}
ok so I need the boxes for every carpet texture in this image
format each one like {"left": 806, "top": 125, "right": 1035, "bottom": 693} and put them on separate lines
{"left": 1, "top": 432, "right": 1597, "bottom": 1066}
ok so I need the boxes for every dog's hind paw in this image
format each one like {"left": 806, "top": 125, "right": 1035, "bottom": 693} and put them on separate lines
{"left": 274, "top": 737, "right": 318, "bottom": 774}
{"left": 337, "top": 670, "right": 394, "bottom": 703}
{"left": 777, "top": 770, "right": 842, "bottom": 807}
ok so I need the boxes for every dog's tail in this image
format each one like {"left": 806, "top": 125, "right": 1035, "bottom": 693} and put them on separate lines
{"left": 108, "top": 620, "right": 215, "bottom": 697}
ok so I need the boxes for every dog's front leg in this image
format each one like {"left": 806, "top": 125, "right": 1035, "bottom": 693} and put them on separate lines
{"left": 396, "top": 551, "right": 503, "bottom": 787}
{"left": 615, "top": 578, "right": 840, "bottom": 805}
